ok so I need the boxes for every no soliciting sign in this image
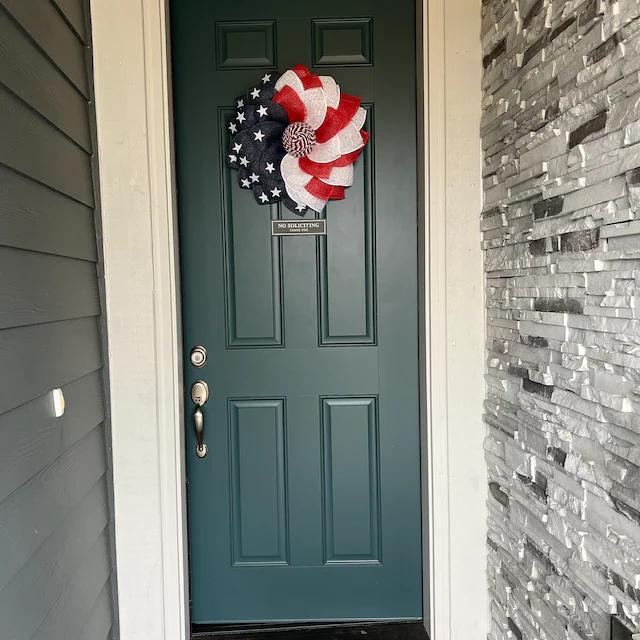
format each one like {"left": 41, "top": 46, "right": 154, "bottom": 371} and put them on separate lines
{"left": 271, "top": 220, "right": 326, "bottom": 236}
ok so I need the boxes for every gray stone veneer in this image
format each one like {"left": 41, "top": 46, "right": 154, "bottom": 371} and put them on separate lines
{"left": 482, "top": 1, "right": 640, "bottom": 638}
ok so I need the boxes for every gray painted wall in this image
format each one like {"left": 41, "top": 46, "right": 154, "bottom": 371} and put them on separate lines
{"left": 0, "top": 1, "right": 117, "bottom": 639}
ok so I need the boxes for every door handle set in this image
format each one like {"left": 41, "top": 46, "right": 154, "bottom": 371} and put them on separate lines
{"left": 190, "top": 380, "right": 209, "bottom": 458}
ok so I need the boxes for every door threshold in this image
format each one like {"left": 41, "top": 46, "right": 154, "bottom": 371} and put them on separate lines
{"left": 192, "top": 621, "right": 429, "bottom": 640}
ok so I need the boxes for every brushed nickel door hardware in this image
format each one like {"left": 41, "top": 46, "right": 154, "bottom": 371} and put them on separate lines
{"left": 190, "top": 345, "right": 207, "bottom": 368}
{"left": 190, "top": 380, "right": 209, "bottom": 458}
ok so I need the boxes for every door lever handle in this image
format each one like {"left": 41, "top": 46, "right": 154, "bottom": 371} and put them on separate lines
{"left": 190, "top": 380, "right": 209, "bottom": 459}
{"left": 194, "top": 405, "right": 207, "bottom": 458}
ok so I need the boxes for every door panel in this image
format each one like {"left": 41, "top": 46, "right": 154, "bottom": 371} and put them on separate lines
{"left": 322, "top": 397, "right": 380, "bottom": 563}
{"left": 229, "top": 399, "right": 288, "bottom": 565}
{"left": 171, "top": 0, "right": 422, "bottom": 625}
{"left": 221, "top": 110, "right": 284, "bottom": 347}
{"left": 319, "top": 108, "right": 374, "bottom": 345}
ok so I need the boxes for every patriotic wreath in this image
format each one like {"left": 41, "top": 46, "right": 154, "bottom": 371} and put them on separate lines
{"left": 226, "top": 65, "right": 369, "bottom": 216}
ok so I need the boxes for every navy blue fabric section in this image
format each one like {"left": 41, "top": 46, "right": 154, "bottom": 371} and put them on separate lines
{"left": 226, "top": 73, "right": 310, "bottom": 216}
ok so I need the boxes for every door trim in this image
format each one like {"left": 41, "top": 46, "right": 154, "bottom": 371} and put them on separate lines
{"left": 90, "top": 0, "right": 487, "bottom": 638}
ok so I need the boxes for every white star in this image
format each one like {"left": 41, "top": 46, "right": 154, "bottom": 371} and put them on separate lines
{"left": 271, "top": 187, "right": 282, "bottom": 198}
{"left": 265, "top": 162, "right": 275, "bottom": 174}
{"left": 236, "top": 111, "right": 246, "bottom": 123}
{"left": 259, "top": 192, "right": 269, "bottom": 203}
{"left": 233, "top": 143, "right": 242, "bottom": 153}
{"left": 249, "top": 173, "right": 260, "bottom": 183}
{"left": 228, "top": 154, "right": 237, "bottom": 162}
{"left": 257, "top": 105, "right": 268, "bottom": 118}
{"left": 261, "top": 73, "right": 272, "bottom": 84}
{"left": 239, "top": 156, "right": 249, "bottom": 167}
{"left": 250, "top": 88, "right": 261, "bottom": 99}
{"left": 237, "top": 98, "right": 244, "bottom": 108}
{"left": 241, "top": 178, "right": 251, "bottom": 188}
{"left": 254, "top": 130, "right": 265, "bottom": 142}
{"left": 295, "top": 203, "right": 306, "bottom": 212}
{"left": 229, "top": 122, "right": 237, "bottom": 134}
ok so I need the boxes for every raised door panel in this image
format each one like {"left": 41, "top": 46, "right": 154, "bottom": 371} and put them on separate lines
{"left": 312, "top": 18, "right": 373, "bottom": 67}
{"left": 216, "top": 21, "right": 277, "bottom": 69}
{"left": 319, "top": 107, "right": 375, "bottom": 345}
{"left": 229, "top": 399, "right": 289, "bottom": 564}
{"left": 221, "top": 110, "right": 284, "bottom": 347}
{"left": 321, "top": 397, "right": 380, "bottom": 563}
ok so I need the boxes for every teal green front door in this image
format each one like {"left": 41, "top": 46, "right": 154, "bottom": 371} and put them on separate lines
{"left": 171, "top": 0, "right": 422, "bottom": 626}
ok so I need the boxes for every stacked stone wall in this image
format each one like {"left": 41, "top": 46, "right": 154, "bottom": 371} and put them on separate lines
{"left": 482, "top": 1, "right": 640, "bottom": 638}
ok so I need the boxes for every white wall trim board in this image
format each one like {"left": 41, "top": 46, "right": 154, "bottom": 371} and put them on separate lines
{"left": 90, "top": 0, "right": 486, "bottom": 638}
{"left": 423, "top": 0, "right": 452, "bottom": 634}
{"left": 445, "top": 2, "right": 489, "bottom": 631}
{"left": 91, "top": 0, "right": 189, "bottom": 638}
{"left": 423, "top": 1, "right": 487, "bottom": 638}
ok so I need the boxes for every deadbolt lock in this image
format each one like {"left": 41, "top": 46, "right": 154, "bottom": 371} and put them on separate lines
{"left": 190, "top": 345, "right": 207, "bottom": 368}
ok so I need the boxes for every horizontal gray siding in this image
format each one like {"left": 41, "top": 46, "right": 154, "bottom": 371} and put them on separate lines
{"left": 0, "top": 1, "right": 116, "bottom": 639}
{"left": 0, "top": 0, "right": 90, "bottom": 95}
{"left": 0, "top": 165, "right": 97, "bottom": 260}
{"left": 0, "top": 8, "right": 91, "bottom": 150}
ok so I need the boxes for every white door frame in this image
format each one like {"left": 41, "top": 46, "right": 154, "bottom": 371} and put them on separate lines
{"left": 90, "top": 0, "right": 487, "bottom": 638}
